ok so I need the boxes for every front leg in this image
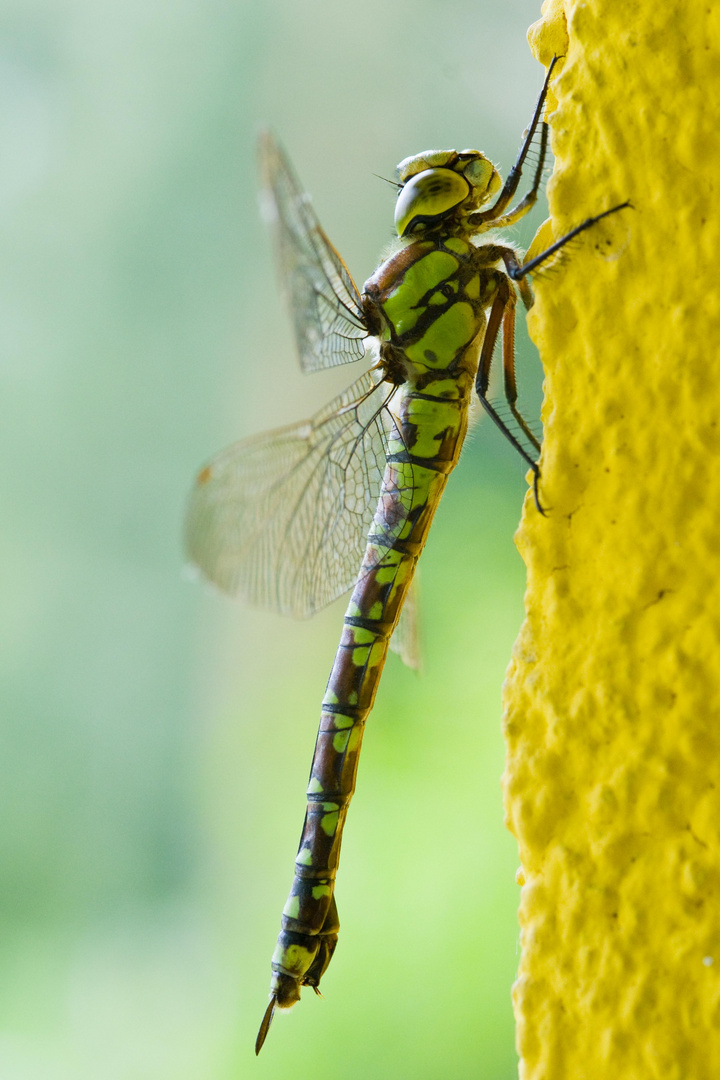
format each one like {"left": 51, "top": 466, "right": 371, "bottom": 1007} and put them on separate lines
{"left": 510, "top": 203, "right": 633, "bottom": 281}
{"left": 471, "top": 55, "right": 559, "bottom": 227}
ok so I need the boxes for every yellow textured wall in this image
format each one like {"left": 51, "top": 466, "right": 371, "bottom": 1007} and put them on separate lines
{"left": 503, "top": 1, "right": 720, "bottom": 1076}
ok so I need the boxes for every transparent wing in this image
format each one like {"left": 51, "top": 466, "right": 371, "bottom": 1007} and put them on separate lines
{"left": 389, "top": 577, "right": 421, "bottom": 671}
{"left": 259, "top": 131, "right": 369, "bottom": 373}
{"left": 185, "top": 372, "right": 405, "bottom": 618}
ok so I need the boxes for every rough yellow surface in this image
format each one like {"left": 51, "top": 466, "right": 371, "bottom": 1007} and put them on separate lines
{"left": 503, "top": 2, "right": 720, "bottom": 1077}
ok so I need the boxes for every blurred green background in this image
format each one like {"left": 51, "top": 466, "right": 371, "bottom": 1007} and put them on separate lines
{"left": 0, "top": 1, "right": 548, "bottom": 1076}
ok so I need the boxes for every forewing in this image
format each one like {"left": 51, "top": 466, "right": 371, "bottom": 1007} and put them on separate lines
{"left": 259, "top": 131, "right": 368, "bottom": 373}
{"left": 185, "top": 372, "right": 402, "bottom": 618}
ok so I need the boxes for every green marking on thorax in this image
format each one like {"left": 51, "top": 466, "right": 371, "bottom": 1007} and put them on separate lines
{"left": 428, "top": 289, "right": 452, "bottom": 306}
{"left": 444, "top": 237, "right": 469, "bottom": 254}
{"left": 383, "top": 250, "right": 458, "bottom": 336}
{"left": 465, "top": 274, "right": 480, "bottom": 299}
{"left": 405, "top": 302, "right": 477, "bottom": 369}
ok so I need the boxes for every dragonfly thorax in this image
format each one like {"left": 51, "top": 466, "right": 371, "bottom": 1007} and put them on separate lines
{"left": 363, "top": 236, "right": 494, "bottom": 392}
{"left": 394, "top": 149, "right": 502, "bottom": 238}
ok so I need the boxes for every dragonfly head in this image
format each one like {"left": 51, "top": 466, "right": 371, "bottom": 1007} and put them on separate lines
{"left": 394, "top": 150, "right": 501, "bottom": 238}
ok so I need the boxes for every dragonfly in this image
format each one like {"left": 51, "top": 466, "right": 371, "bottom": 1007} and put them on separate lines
{"left": 185, "top": 56, "right": 629, "bottom": 1053}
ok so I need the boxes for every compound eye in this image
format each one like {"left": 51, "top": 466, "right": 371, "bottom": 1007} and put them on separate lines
{"left": 394, "top": 167, "right": 470, "bottom": 237}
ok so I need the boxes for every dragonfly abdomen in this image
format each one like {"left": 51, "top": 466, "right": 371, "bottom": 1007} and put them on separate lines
{"left": 265, "top": 377, "right": 477, "bottom": 1018}
{"left": 268, "top": 578, "right": 403, "bottom": 1009}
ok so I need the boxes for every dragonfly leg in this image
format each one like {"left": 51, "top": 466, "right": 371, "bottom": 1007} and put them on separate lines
{"left": 500, "top": 289, "right": 541, "bottom": 454}
{"left": 510, "top": 202, "right": 633, "bottom": 281}
{"left": 499, "top": 248, "right": 534, "bottom": 310}
{"left": 471, "top": 55, "right": 558, "bottom": 226}
{"left": 487, "top": 121, "right": 550, "bottom": 230}
{"left": 475, "top": 278, "right": 543, "bottom": 512}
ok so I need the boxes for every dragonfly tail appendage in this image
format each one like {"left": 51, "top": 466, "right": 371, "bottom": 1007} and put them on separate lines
{"left": 255, "top": 996, "right": 276, "bottom": 1055}
{"left": 256, "top": 887, "right": 340, "bottom": 1052}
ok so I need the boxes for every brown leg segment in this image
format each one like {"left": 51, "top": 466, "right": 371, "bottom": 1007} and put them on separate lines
{"left": 509, "top": 202, "right": 633, "bottom": 281}
{"left": 501, "top": 289, "right": 541, "bottom": 454}
{"left": 474, "top": 278, "right": 542, "bottom": 510}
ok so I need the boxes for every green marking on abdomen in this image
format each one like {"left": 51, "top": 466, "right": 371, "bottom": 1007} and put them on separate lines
{"left": 283, "top": 896, "right": 300, "bottom": 919}
{"left": 272, "top": 940, "right": 315, "bottom": 975}
{"left": 375, "top": 565, "right": 400, "bottom": 585}
{"left": 265, "top": 320, "right": 477, "bottom": 1019}
{"left": 330, "top": 713, "right": 354, "bottom": 728}
{"left": 333, "top": 730, "right": 350, "bottom": 753}
{"left": 351, "top": 645, "right": 371, "bottom": 666}
{"left": 347, "top": 727, "right": 362, "bottom": 753}
{"left": 320, "top": 810, "right": 339, "bottom": 836}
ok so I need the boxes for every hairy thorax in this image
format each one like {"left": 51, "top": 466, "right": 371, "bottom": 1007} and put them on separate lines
{"left": 362, "top": 236, "right": 503, "bottom": 393}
